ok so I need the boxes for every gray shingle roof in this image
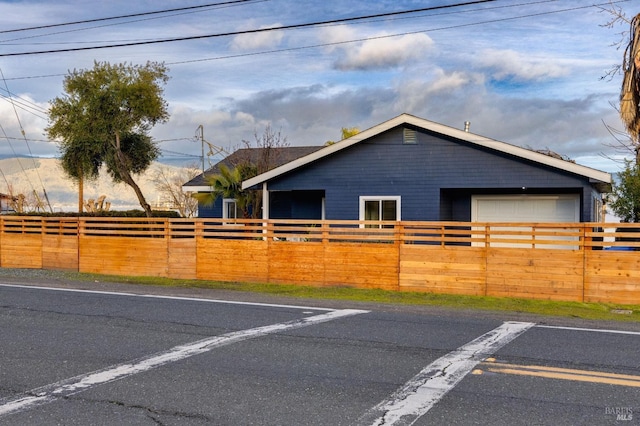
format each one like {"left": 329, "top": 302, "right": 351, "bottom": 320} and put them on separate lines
{"left": 183, "top": 146, "right": 324, "bottom": 189}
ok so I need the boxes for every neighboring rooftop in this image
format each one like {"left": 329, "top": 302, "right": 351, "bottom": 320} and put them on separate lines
{"left": 183, "top": 146, "right": 324, "bottom": 191}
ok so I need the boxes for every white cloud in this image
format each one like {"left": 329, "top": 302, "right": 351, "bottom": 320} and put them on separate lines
{"left": 230, "top": 24, "right": 284, "bottom": 51}
{"left": 331, "top": 33, "right": 434, "bottom": 71}
{"left": 0, "top": 94, "right": 51, "bottom": 156}
{"left": 476, "top": 49, "right": 570, "bottom": 81}
{"left": 392, "top": 69, "right": 482, "bottom": 113}
{"left": 427, "top": 70, "right": 479, "bottom": 94}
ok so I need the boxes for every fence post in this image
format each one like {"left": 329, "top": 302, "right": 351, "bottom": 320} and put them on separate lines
{"left": 322, "top": 221, "right": 329, "bottom": 244}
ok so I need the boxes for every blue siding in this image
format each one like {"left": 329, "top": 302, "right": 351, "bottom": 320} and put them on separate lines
{"left": 197, "top": 197, "right": 222, "bottom": 218}
{"left": 268, "top": 126, "right": 598, "bottom": 221}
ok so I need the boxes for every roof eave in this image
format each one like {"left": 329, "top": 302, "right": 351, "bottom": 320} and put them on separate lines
{"left": 182, "top": 185, "right": 211, "bottom": 192}
{"left": 241, "top": 113, "right": 613, "bottom": 190}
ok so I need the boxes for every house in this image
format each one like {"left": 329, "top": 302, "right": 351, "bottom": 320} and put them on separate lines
{"left": 187, "top": 114, "right": 612, "bottom": 223}
{"left": 183, "top": 146, "right": 324, "bottom": 217}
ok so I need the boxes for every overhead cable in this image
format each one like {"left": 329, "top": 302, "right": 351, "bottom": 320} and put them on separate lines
{"left": 0, "top": 0, "right": 497, "bottom": 57}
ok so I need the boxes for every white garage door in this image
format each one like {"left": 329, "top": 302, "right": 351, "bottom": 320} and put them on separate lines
{"left": 471, "top": 195, "right": 580, "bottom": 248}
{"left": 472, "top": 195, "right": 580, "bottom": 223}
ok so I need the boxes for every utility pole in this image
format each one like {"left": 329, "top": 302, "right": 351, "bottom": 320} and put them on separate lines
{"left": 196, "top": 125, "right": 205, "bottom": 172}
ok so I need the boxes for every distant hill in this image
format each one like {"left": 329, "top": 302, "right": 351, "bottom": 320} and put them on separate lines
{"left": 0, "top": 158, "right": 193, "bottom": 212}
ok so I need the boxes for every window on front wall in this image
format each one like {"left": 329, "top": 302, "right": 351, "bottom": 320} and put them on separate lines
{"left": 223, "top": 198, "right": 238, "bottom": 220}
{"left": 359, "top": 196, "right": 401, "bottom": 228}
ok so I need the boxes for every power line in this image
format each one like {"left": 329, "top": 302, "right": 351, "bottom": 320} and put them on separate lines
{"left": 2, "top": 0, "right": 628, "bottom": 78}
{"left": 0, "top": 0, "right": 260, "bottom": 34}
{"left": 0, "top": 0, "right": 498, "bottom": 57}
{"left": 167, "top": 0, "right": 631, "bottom": 66}
{"left": 0, "top": 69, "right": 52, "bottom": 212}
{"left": 0, "top": 0, "right": 269, "bottom": 47}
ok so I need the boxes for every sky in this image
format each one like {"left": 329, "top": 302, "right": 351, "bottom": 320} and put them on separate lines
{"left": 0, "top": 0, "right": 636, "bottom": 174}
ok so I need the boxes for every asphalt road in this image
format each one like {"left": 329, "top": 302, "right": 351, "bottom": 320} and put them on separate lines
{"left": 0, "top": 273, "right": 639, "bottom": 425}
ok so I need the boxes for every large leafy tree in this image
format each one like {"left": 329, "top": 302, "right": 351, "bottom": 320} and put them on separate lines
{"left": 47, "top": 61, "right": 169, "bottom": 216}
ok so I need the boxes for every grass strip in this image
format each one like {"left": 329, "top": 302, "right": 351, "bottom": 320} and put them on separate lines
{"left": 48, "top": 270, "right": 640, "bottom": 323}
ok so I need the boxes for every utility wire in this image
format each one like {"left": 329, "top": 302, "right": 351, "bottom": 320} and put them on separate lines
{"left": 0, "top": 0, "right": 260, "bottom": 34}
{"left": 0, "top": 68, "right": 52, "bottom": 212}
{"left": 0, "top": 0, "right": 497, "bottom": 57}
{"left": 0, "top": 0, "right": 629, "bottom": 58}
{"left": 2, "top": 0, "right": 628, "bottom": 76}
{"left": 0, "top": 0, "right": 268, "bottom": 45}
{"left": 167, "top": 0, "right": 630, "bottom": 65}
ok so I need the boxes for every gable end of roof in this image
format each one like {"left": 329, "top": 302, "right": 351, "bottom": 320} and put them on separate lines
{"left": 242, "top": 114, "right": 612, "bottom": 190}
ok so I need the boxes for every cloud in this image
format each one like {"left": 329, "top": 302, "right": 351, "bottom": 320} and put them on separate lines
{"left": 476, "top": 48, "right": 570, "bottom": 81}
{"left": 230, "top": 24, "right": 284, "bottom": 51}
{"left": 392, "top": 69, "right": 483, "bottom": 113}
{"left": 0, "top": 94, "right": 52, "bottom": 157}
{"left": 155, "top": 75, "right": 622, "bottom": 172}
{"left": 329, "top": 33, "right": 434, "bottom": 71}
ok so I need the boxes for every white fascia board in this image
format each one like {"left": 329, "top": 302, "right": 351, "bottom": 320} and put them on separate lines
{"left": 241, "top": 115, "right": 406, "bottom": 190}
{"left": 241, "top": 113, "right": 612, "bottom": 189}
{"left": 404, "top": 114, "right": 612, "bottom": 184}
{"left": 182, "top": 185, "right": 211, "bottom": 193}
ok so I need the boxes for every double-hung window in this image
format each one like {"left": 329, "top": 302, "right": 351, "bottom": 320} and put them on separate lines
{"left": 359, "top": 196, "right": 401, "bottom": 228}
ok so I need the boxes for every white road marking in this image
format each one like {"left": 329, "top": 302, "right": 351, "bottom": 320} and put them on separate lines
{"left": 536, "top": 325, "right": 640, "bottom": 336}
{"left": 0, "top": 308, "right": 368, "bottom": 418}
{"left": 0, "top": 282, "right": 335, "bottom": 311}
{"left": 357, "top": 321, "right": 534, "bottom": 426}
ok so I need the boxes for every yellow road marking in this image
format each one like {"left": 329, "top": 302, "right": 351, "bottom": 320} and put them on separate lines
{"left": 479, "top": 361, "right": 640, "bottom": 388}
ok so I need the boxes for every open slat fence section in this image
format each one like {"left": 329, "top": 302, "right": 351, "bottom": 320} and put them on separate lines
{"left": 0, "top": 216, "right": 638, "bottom": 304}
{"left": 484, "top": 223, "right": 585, "bottom": 249}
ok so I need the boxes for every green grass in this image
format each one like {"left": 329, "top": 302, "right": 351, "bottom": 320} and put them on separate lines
{"left": 53, "top": 270, "right": 640, "bottom": 323}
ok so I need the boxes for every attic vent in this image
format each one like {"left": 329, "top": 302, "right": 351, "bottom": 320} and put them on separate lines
{"left": 403, "top": 128, "right": 417, "bottom": 144}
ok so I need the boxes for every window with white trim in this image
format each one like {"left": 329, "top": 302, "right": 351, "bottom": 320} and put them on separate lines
{"left": 359, "top": 196, "right": 401, "bottom": 228}
{"left": 223, "top": 198, "right": 238, "bottom": 220}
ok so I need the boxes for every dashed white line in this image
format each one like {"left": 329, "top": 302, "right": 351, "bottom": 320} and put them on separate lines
{"left": 356, "top": 321, "right": 535, "bottom": 426}
{"left": 0, "top": 308, "right": 368, "bottom": 418}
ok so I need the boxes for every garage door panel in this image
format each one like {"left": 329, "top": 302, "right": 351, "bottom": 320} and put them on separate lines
{"left": 472, "top": 195, "right": 579, "bottom": 223}
{"left": 472, "top": 195, "right": 580, "bottom": 249}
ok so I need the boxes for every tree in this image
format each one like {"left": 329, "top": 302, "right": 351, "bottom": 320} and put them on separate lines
{"left": 325, "top": 127, "right": 360, "bottom": 145}
{"left": 600, "top": 5, "right": 640, "bottom": 221}
{"left": 195, "top": 125, "right": 288, "bottom": 218}
{"left": 618, "top": 13, "right": 640, "bottom": 147}
{"left": 47, "top": 61, "right": 170, "bottom": 217}
{"left": 193, "top": 163, "right": 257, "bottom": 218}
{"left": 609, "top": 160, "right": 640, "bottom": 222}
{"left": 151, "top": 164, "right": 200, "bottom": 218}
{"left": 58, "top": 139, "right": 102, "bottom": 212}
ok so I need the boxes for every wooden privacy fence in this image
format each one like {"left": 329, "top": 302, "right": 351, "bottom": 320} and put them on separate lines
{"left": 0, "top": 216, "right": 639, "bottom": 304}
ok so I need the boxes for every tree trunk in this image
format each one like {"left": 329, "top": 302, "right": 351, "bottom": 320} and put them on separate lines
{"left": 78, "top": 167, "right": 84, "bottom": 213}
{"left": 114, "top": 133, "right": 153, "bottom": 217}
{"left": 78, "top": 179, "right": 83, "bottom": 213}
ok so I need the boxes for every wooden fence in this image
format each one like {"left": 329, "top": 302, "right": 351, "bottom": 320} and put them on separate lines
{"left": 0, "top": 217, "right": 638, "bottom": 305}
